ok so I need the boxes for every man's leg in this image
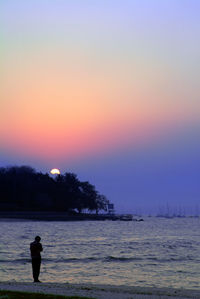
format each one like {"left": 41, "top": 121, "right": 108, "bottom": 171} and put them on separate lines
{"left": 32, "top": 258, "right": 41, "bottom": 282}
{"left": 32, "top": 259, "right": 37, "bottom": 282}
{"left": 35, "top": 258, "right": 41, "bottom": 281}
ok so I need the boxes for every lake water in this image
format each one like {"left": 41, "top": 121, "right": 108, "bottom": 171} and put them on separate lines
{"left": 0, "top": 217, "right": 200, "bottom": 289}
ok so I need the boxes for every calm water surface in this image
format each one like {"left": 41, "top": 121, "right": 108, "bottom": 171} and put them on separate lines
{"left": 0, "top": 217, "right": 200, "bottom": 289}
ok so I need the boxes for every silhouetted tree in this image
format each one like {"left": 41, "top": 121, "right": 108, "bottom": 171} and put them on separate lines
{"left": 0, "top": 166, "right": 109, "bottom": 213}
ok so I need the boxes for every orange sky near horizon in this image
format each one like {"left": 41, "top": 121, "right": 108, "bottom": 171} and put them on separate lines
{"left": 1, "top": 0, "right": 200, "bottom": 165}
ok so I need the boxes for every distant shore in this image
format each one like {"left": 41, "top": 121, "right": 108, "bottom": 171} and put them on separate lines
{"left": 0, "top": 282, "right": 198, "bottom": 299}
{"left": 0, "top": 211, "right": 137, "bottom": 221}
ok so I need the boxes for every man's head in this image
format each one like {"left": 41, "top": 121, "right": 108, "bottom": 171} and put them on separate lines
{"left": 35, "top": 236, "right": 41, "bottom": 242}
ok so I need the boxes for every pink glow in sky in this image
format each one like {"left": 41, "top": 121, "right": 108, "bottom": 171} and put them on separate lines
{"left": 1, "top": 1, "right": 200, "bottom": 212}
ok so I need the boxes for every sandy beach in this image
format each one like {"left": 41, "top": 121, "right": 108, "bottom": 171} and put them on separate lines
{"left": 0, "top": 282, "right": 200, "bottom": 299}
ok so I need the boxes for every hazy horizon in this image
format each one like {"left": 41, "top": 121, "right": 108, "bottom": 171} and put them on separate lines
{"left": 1, "top": 0, "right": 200, "bottom": 214}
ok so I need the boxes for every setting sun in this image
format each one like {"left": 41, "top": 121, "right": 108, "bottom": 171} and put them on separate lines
{"left": 50, "top": 168, "right": 60, "bottom": 175}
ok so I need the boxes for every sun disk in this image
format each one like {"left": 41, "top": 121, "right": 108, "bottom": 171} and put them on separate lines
{"left": 50, "top": 168, "right": 61, "bottom": 175}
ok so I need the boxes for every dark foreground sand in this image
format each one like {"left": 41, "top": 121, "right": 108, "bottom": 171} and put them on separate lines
{"left": 0, "top": 282, "right": 200, "bottom": 299}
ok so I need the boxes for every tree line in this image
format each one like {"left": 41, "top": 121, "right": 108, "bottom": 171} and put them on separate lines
{"left": 0, "top": 166, "right": 109, "bottom": 214}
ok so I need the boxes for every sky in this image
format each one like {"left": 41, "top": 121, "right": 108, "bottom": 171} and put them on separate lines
{"left": 1, "top": 0, "right": 200, "bottom": 214}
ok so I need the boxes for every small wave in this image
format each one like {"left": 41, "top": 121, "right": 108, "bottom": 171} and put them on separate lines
{"left": 104, "top": 256, "right": 142, "bottom": 262}
{"left": 147, "top": 256, "right": 195, "bottom": 262}
{"left": 20, "top": 235, "right": 29, "bottom": 239}
{"left": 43, "top": 257, "right": 99, "bottom": 263}
{"left": 0, "top": 258, "right": 30, "bottom": 263}
{"left": 1, "top": 255, "right": 195, "bottom": 265}
{"left": 1, "top": 256, "right": 142, "bottom": 264}
{"left": 51, "top": 256, "right": 142, "bottom": 263}
{"left": 57, "top": 257, "right": 96, "bottom": 263}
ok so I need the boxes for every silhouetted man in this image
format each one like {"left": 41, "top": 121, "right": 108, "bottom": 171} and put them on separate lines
{"left": 30, "top": 236, "right": 43, "bottom": 282}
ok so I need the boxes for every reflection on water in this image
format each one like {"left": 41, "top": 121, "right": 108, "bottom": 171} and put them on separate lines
{"left": 0, "top": 218, "right": 200, "bottom": 289}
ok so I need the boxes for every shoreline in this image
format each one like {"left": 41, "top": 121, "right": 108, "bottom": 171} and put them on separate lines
{"left": 0, "top": 282, "right": 199, "bottom": 299}
{"left": 0, "top": 212, "right": 137, "bottom": 221}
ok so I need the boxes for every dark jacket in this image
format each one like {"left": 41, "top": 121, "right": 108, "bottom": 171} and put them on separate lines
{"left": 30, "top": 241, "right": 43, "bottom": 258}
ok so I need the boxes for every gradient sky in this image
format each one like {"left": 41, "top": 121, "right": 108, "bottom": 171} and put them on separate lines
{"left": 1, "top": 0, "right": 200, "bottom": 214}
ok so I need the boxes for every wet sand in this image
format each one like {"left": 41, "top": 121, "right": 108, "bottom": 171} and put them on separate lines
{"left": 0, "top": 282, "right": 199, "bottom": 299}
